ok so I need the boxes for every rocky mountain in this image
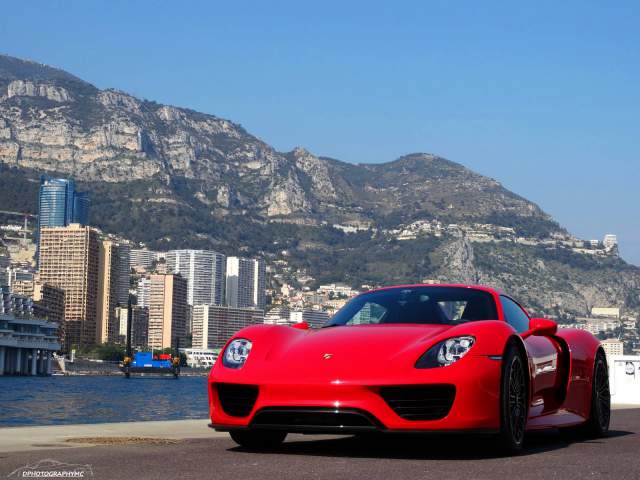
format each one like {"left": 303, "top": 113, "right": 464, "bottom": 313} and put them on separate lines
{"left": 0, "top": 54, "right": 638, "bottom": 317}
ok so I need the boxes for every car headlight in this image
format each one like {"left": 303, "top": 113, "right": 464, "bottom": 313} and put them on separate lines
{"left": 415, "top": 336, "right": 475, "bottom": 368}
{"left": 222, "top": 339, "right": 253, "bottom": 369}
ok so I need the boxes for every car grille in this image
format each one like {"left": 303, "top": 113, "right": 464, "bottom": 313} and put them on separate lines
{"left": 251, "top": 408, "right": 381, "bottom": 432}
{"left": 379, "top": 385, "right": 455, "bottom": 421}
{"left": 216, "top": 383, "right": 259, "bottom": 417}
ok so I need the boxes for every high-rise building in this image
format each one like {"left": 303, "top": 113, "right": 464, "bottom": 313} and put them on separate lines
{"left": 115, "top": 305, "right": 149, "bottom": 348}
{"left": 33, "top": 283, "right": 65, "bottom": 326}
{"left": 136, "top": 277, "right": 151, "bottom": 307}
{"left": 192, "top": 304, "right": 264, "bottom": 349}
{"left": 37, "top": 177, "right": 90, "bottom": 264}
{"left": 166, "top": 250, "right": 226, "bottom": 306}
{"left": 252, "top": 258, "right": 266, "bottom": 310}
{"left": 72, "top": 191, "right": 90, "bottom": 226}
{"left": 38, "top": 224, "right": 100, "bottom": 351}
{"left": 96, "top": 240, "right": 131, "bottom": 344}
{"left": 10, "top": 280, "right": 65, "bottom": 327}
{"left": 0, "top": 255, "right": 9, "bottom": 287}
{"left": 226, "top": 257, "right": 266, "bottom": 309}
{"left": 37, "top": 177, "right": 89, "bottom": 230}
{"left": 147, "top": 274, "right": 187, "bottom": 350}
{"left": 130, "top": 249, "right": 157, "bottom": 270}
{"left": 37, "top": 178, "right": 76, "bottom": 230}
{"left": 115, "top": 244, "right": 130, "bottom": 306}
{"left": 603, "top": 234, "right": 618, "bottom": 250}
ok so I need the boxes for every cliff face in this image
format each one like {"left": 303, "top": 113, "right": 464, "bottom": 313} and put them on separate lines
{"left": 0, "top": 54, "right": 638, "bottom": 317}
{"left": 0, "top": 54, "right": 558, "bottom": 231}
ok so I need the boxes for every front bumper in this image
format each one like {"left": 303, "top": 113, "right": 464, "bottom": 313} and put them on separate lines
{"left": 209, "top": 355, "right": 501, "bottom": 433}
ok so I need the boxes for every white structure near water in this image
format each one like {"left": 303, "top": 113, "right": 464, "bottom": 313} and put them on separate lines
{"left": 609, "top": 355, "right": 640, "bottom": 405}
{"left": 0, "top": 314, "right": 59, "bottom": 375}
{"left": 180, "top": 348, "right": 218, "bottom": 368}
{"left": 0, "top": 287, "right": 60, "bottom": 375}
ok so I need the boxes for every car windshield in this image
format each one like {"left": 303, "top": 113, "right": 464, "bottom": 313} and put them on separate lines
{"left": 324, "top": 286, "right": 498, "bottom": 327}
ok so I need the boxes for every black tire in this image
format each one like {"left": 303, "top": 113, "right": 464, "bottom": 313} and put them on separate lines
{"left": 498, "top": 343, "right": 528, "bottom": 454}
{"left": 582, "top": 351, "right": 611, "bottom": 437}
{"left": 229, "top": 429, "right": 287, "bottom": 449}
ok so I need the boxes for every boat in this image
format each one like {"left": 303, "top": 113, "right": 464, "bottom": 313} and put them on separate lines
{"left": 119, "top": 352, "right": 180, "bottom": 378}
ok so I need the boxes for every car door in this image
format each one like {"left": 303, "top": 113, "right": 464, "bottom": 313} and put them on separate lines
{"left": 499, "top": 296, "right": 562, "bottom": 414}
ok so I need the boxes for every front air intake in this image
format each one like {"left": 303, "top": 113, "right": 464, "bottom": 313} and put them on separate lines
{"left": 215, "top": 383, "right": 259, "bottom": 417}
{"left": 379, "top": 385, "right": 455, "bottom": 421}
{"left": 251, "top": 408, "right": 381, "bottom": 433}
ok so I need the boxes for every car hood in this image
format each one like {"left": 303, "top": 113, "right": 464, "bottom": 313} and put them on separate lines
{"left": 254, "top": 324, "right": 455, "bottom": 381}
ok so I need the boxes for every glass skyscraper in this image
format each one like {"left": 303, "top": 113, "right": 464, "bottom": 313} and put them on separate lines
{"left": 72, "top": 191, "right": 90, "bottom": 225}
{"left": 37, "top": 177, "right": 90, "bottom": 263}
{"left": 37, "top": 177, "right": 90, "bottom": 230}
{"left": 38, "top": 178, "right": 75, "bottom": 229}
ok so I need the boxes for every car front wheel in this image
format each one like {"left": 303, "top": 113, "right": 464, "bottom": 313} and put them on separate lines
{"left": 498, "top": 343, "right": 528, "bottom": 454}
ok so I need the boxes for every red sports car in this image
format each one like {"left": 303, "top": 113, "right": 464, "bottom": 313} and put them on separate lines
{"left": 208, "top": 284, "right": 610, "bottom": 453}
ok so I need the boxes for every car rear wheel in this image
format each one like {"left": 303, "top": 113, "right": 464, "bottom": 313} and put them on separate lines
{"left": 498, "top": 343, "right": 528, "bottom": 454}
{"left": 582, "top": 351, "right": 611, "bottom": 437}
{"left": 229, "top": 430, "right": 287, "bottom": 449}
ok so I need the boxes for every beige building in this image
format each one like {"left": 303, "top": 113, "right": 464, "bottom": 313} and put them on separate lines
{"left": 601, "top": 339, "right": 624, "bottom": 357}
{"left": 148, "top": 274, "right": 187, "bottom": 350}
{"left": 33, "top": 283, "right": 65, "bottom": 327}
{"left": 96, "top": 240, "right": 130, "bottom": 344}
{"left": 591, "top": 307, "right": 620, "bottom": 319}
{"left": 10, "top": 280, "right": 36, "bottom": 297}
{"left": 38, "top": 224, "right": 100, "bottom": 350}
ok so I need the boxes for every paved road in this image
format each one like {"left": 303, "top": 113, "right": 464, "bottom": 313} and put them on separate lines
{"left": 1, "top": 409, "right": 639, "bottom": 480}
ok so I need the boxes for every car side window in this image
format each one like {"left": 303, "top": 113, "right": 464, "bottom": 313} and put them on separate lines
{"left": 500, "top": 296, "right": 530, "bottom": 333}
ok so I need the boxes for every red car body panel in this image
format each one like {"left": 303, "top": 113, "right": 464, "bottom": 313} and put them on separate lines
{"left": 208, "top": 284, "right": 603, "bottom": 434}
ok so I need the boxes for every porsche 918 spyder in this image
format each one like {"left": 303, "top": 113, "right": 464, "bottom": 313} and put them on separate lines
{"left": 208, "top": 284, "right": 610, "bottom": 453}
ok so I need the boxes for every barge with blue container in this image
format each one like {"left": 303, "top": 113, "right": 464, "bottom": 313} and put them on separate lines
{"left": 120, "top": 352, "right": 180, "bottom": 377}
{"left": 118, "top": 301, "right": 181, "bottom": 377}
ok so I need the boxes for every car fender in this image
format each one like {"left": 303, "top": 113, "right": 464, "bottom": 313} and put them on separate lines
{"left": 555, "top": 328, "right": 603, "bottom": 417}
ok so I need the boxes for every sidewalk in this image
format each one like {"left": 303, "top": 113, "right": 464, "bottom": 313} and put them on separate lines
{"left": 2, "top": 405, "right": 636, "bottom": 454}
{"left": 0, "top": 419, "right": 223, "bottom": 453}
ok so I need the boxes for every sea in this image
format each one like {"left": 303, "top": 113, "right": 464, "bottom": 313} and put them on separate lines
{"left": 0, "top": 375, "right": 210, "bottom": 427}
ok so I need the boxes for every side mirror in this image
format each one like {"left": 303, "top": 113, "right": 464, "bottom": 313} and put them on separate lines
{"left": 291, "top": 321, "right": 310, "bottom": 330}
{"left": 522, "top": 318, "right": 558, "bottom": 338}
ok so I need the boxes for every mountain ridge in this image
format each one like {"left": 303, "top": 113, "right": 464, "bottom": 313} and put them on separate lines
{"left": 0, "top": 54, "right": 556, "bottom": 228}
{"left": 0, "top": 53, "right": 637, "bottom": 317}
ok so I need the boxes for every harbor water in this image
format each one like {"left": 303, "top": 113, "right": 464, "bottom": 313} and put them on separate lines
{"left": 0, "top": 375, "right": 210, "bottom": 427}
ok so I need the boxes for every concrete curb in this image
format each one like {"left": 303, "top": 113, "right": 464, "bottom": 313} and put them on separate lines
{"left": 0, "top": 418, "right": 224, "bottom": 453}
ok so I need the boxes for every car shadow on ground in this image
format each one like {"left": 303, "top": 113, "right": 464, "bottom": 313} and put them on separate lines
{"left": 229, "top": 429, "right": 634, "bottom": 460}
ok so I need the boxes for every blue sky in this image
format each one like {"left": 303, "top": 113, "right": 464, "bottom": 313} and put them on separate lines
{"left": 2, "top": 1, "right": 639, "bottom": 264}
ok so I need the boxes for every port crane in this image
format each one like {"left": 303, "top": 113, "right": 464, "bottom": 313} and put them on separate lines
{"left": 0, "top": 210, "right": 37, "bottom": 248}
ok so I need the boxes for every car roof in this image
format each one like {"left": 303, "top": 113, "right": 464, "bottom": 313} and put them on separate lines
{"left": 361, "top": 283, "right": 503, "bottom": 296}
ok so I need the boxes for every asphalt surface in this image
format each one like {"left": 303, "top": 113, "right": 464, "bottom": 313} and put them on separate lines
{"left": 1, "top": 409, "right": 639, "bottom": 480}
